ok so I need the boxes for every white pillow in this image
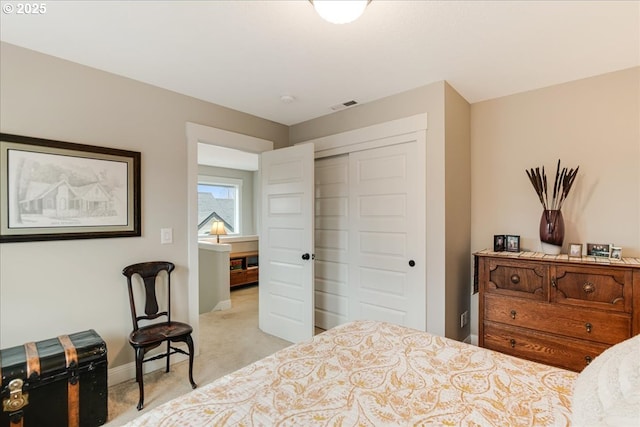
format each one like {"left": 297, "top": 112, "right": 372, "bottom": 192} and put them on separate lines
{"left": 571, "top": 334, "right": 640, "bottom": 426}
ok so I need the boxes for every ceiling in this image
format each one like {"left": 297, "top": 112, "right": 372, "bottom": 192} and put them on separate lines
{"left": 1, "top": 1, "right": 638, "bottom": 128}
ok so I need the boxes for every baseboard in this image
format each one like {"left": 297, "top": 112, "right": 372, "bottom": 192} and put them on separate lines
{"left": 470, "top": 334, "right": 479, "bottom": 346}
{"left": 213, "top": 299, "right": 231, "bottom": 311}
{"left": 108, "top": 353, "right": 188, "bottom": 386}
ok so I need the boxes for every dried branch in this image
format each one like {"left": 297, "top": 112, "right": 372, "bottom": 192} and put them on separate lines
{"left": 525, "top": 160, "right": 579, "bottom": 211}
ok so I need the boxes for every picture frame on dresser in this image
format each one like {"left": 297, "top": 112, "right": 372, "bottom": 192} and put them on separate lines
{"left": 610, "top": 246, "right": 622, "bottom": 260}
{"left": 586, "top": 243, "right": 611, "bottom": 258}
{"left": 569, "top": 243, "right": 583, "bottom": 258}
{"left": 506, "top": 235, "right": 520, "bottom": 252}
{"left": 493, "top": 235, "right": 505, "bottom": 252}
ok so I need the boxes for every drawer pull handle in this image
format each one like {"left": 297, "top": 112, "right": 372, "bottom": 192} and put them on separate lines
{"left": 583, "top": 282, "right": 595, "bottom": 294}
{"left": 585, "top": 322, "right": 592, "bottom": 333}
{"left": 510, "top": 339, "right": 516, "bottom": 348}
{"left": 551, "top": 277, "right": 557, "bottom": 288}
{"left": 510, "top": 310, "right": 517, "bottom": 320}
{"left": 510, "top": 274, "right": 520, "bottom": 284}
{"left": 585, "top": 356, "right": 592, "bottom": 365}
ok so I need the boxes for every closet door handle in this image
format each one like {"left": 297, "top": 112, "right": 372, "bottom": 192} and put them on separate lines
{"left": 408, "top": 260, "right": 416, "bottom": 267}
{"left": 302, "top": 253, "right": 311, "bottom": 260}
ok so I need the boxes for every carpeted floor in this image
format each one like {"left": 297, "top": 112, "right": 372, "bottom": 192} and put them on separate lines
{"left": 104, "top": 285, "right": 292, "bottom": 426}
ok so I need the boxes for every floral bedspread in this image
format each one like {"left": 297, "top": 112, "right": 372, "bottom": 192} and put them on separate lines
{"left": 125, "top": 320, "right": 577, "bottom": 426}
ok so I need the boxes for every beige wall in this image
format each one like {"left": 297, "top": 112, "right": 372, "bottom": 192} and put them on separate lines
{"left": 444, "top": 83, "right": 472, "bottom": 339}
{"left": 470, "top": 66, "right": 640, "bottom": 337}
{"left": 2, "top": 40, "right": 637, "bottom": 368}
{"left": 0, "top": 42, "right": 288, "bottom": 371}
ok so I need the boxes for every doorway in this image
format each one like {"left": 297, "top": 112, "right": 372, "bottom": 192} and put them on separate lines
{"left": 186, "top": 122, "right": 273, "bottom": 353}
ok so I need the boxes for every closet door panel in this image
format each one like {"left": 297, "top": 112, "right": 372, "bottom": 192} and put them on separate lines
{"left": 314, "top": 155, "right": 349, "bottom": 329}
{"left": 349, "top": 142, "right": 426, "bottom": 330}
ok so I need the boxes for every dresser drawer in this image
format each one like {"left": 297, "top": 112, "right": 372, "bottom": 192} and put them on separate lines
{"left": 246, "top": 267, "right": 259, "bottom": 283}
{"left": 483, "top": 322, "right": 610, "bottom": 372}
{"left": 485, "top": 259, "right": 547, "bottom": 300}
{"left": 553, "top": 265, "right": 632, "bottom": 312}
{"left": 484, "top": 294, "right": 631, "bottom": 344}
{"left": 230, "top": 270, "right": 247, "bottom": 286}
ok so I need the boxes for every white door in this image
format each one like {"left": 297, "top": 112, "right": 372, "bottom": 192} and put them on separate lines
{"left": 314, "top": 155, "right": 350, "bottom": 329}
{"left": 349, "top": 141, "right": 426, "bottom": 330}
{"left": 259, "top": 143, "right": 315, "bottom": 343}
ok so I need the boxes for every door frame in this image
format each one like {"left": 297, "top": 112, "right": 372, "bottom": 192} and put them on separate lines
{"left": 186, "top": 122, "right": 273, "bottom": 353}
{"left": 298, "top": 113, "right": 428, "bottom": 159}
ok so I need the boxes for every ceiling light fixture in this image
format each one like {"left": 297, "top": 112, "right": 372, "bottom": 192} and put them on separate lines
{"left": 280, "top": 95, "right": 295, "bottom": 104}
{"left": 310, "top": 0, "right": 371, "bottom": 25}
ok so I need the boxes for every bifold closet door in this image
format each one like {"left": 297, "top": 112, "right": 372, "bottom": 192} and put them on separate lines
{"left": 348, "top": 142, "right": 426, "bottom": 330}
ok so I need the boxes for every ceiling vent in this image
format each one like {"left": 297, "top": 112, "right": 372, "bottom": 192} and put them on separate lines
{"left": 330, "top": 100, "right": 358, "bottom": 111}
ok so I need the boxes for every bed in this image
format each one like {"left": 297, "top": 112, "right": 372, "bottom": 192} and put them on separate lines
{"left": 123, "top": 320, "right": 639, "bottom": 427}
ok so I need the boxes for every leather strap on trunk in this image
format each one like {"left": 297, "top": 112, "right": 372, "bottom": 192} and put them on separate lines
{"left": 58, "top": 335, "right": 79, "bottom": 427}
{"left": 24, "top": 342, "right": 40, "bottom": 379}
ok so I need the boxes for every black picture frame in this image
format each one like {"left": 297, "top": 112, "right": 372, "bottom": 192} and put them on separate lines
{"left": 493, "top": 234, "right": 505, "bottom": 252}
{"left": 506, "top": 235, "right": 520, "bottom": 252}
{"left": 586, "top": 243, "right": 611, "bottom": 258}
{"left": 1, "top": 133, "right": 141, "bottom": 243}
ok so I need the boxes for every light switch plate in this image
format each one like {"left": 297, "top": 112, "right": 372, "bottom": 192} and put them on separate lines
{"left": 161, "top": 228, "right": 173, "bottom": 244}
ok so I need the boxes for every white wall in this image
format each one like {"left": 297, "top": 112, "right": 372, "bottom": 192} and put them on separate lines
{"left": 0, "top": 42, "right": 288, "bottom": 373}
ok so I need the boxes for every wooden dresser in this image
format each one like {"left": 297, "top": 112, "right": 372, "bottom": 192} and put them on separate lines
{"left": 476, "top": 250, "right": 640, "bottom": 372}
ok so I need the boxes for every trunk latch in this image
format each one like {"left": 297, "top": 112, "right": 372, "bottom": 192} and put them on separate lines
{"left": 2, "top": 378, "right": 29, "bottom": 412}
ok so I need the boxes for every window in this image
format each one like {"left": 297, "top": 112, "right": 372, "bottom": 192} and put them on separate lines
{"left": 197, "top": 176, "right": 242, "bottom": 237}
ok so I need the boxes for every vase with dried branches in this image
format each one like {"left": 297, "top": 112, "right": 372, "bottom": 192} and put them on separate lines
{"left": 526, "top": 159, "right": 579, "bottom": 254}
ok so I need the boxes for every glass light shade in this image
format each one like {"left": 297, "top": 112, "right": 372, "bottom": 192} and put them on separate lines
{"left": 312, "top": 0, "right": 369, "bottom": 24}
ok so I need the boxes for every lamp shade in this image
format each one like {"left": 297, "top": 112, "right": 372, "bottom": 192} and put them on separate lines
{"left": 210, "top": 220, "right": 226, "bottom": 242}
{"left": 312, "top": 0, "right": 369, "bottom": 24}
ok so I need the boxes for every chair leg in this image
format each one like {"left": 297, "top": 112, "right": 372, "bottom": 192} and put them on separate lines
{"left": 135, "top": 347, "right": 145, "bottom": 410}
{"left": 165, "top": 340, "right": 171, "bottom": 373}
{"left": 186, "top": 334, "right": 197, "bottom": 389}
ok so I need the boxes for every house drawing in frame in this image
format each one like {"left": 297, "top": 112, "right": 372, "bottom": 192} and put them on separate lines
{"left": 1, "top": 133, "right": 140, "bottom": 242}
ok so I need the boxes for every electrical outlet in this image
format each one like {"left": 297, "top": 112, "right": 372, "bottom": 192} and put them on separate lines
{"left": 460, "top": 310, "right": 469, "bottom": 328}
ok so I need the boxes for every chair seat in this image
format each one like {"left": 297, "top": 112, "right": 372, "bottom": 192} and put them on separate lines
{"left": 129, "top": 321, "right": 193, "bottom": 347}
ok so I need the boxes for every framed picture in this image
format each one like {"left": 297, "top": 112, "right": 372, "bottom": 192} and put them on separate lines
{"left": 569, "top": 243, "right": 583, "bottom": 258}
{"left": 493, "top": 234, "right": 505, "bottom": 252}
{"left": 506, "top": 235, "right": 520, "bottom": 252}
{"left": 1, "top": 133, "right": 141, "bottom": 243}
{"left": 586, "top": 243, "right": 611, "bottom": 258}
{"left": 610, "top": 246, "right": 622, "bottom": 260}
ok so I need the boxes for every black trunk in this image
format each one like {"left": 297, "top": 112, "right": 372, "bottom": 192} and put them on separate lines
{"left": 1, "top": 330, "right": 107, "bottom": 427}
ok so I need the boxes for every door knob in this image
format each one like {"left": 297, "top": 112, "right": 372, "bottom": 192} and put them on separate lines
{"left": 302, "top": 253, "right": 311, "bottom": 260}
{"left": 408, "top": 260, "right": 415, "bottom": 267}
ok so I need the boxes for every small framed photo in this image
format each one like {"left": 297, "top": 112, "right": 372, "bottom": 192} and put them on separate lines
{"left": 610, "top": 246, "right": 622, "bottom": 260}
{"left": 506, "top": 235, "right": 520, "bottom": 252}
{"left": 493, "top": 235, "right": 505, "bottom": 252}
{"left": 569, "top": 243, "right": 583, "bottom": 258}
{"left": 587, "top": 243, "right": 611, "bottom": 258}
